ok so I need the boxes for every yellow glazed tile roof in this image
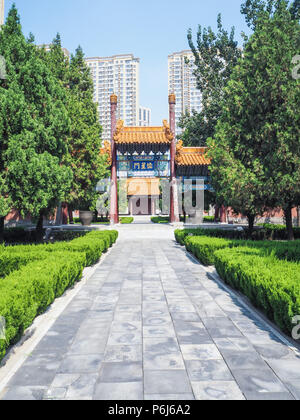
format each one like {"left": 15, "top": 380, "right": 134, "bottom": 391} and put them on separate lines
{"left": 114, "top": 120, "right": 173, "bottom": 144}
{"left": 176, "top": 141, "right": 211, "bottom": 166}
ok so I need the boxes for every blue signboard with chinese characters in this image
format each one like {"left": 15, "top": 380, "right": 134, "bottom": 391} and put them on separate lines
{"left": 131, "top": 156, "right": 155, "bottom": 172}
{"left": 117, "top": 154, "right": 170, "bottom": 178}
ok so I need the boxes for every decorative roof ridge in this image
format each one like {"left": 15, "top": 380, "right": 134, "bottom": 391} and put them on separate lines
{"left": 181, "top": 146, "right": 208, "bottom": 153}
{"left": 176, "top": 140, "right": 211, "bottom": 166}
{"left": 113, "top": 119, "right": 173, "bottom": 144}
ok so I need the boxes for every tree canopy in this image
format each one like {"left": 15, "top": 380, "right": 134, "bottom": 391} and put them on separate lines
{"left": 208, "top": 1, "right": 300, "bottom": 238}
{"left": 179, "top": 15, "right": 241, "bottom": 146}
{"left": 0, "top": 5, "right": 106, "bottom": 239}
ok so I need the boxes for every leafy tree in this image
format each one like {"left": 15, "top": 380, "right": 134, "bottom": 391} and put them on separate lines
{"left": 177, "top": 111, "right": 206, "bottom": 146}
{"left": 0, "top": 5, "right": 72, "bottom": 240}
{"left": 241, "top": 0, "right": 300, "bottom": 29}
{"left": 64, "top": 46, "right": 108, "bottom": 213}
{"left": 209, "top": 1, "right": 300, "bottom": 239}
{"left": 179, "top": 15, "right": 241, "bottom": 146}
{"left": 0, "top": 5, "right": 33, "bottom": 241}
{"left": 208, "top": 131, "right": 267, "bottom": 234}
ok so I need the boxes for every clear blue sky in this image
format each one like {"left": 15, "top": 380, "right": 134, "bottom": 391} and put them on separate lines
{"left": 5, "top": 0, "right": 251, "bottom": 124}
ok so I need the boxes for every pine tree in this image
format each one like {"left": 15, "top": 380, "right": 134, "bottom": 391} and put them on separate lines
{"left": 64, "top": 46, "right": 108, "bottom": 213}
{"left": 0, "top": 5, "right": 72, "bottom": 240}
{"left": 0, "top": 5, "right": 32, "bottom": 241}
{"left": 179, "top": 15, "right": 241, "bottom": 146}
{"left": 209, "top": 1, "right": 300, "bottom": 239}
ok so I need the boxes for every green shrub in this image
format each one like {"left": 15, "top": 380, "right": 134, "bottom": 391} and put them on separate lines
{"left": 0, "top": 251, "right": 86, "bottom": 361}
{"left": 175, "top": 228, "right": 247, "bottom": 243}
{"left": 3, "top": 227, "right": 28, "bottom": 244}
{"left": 257, "top": 224, "right": 300, "bottom": 240}
{"left": 120, "top": 217, "right": 134, "bottom": 224}
{"left": 151, "top": 216, "right": 169, "bottom": 224}
{"left": 52, "top": 231, "right": 87, "bottom": 242}
{"left": 181, "top": 230, "right": 300, "bottom": 264}
{"left": 214, "top": 247, "right": 300, "bottom": 334}
{"left": 185, "top": 236, "right": 233, "bottom": 265}
{"left": 0, "top": 250, "right": 52, "bottom": 278}
{"left": 203, "top": 216, "right": 215, "bottom": 223}
{"left": 0, "top": 229, "right": 118, "bottom": 361}
{"left": 4, "top": 230, "right": 119, "bottom": 267}
{"left": 175, "top": 226, "right": 300, "bottom": 243}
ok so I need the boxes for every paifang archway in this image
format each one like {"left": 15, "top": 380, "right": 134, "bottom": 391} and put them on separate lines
{"left": 103, "top": 94, "right": 211, "bottom": 224}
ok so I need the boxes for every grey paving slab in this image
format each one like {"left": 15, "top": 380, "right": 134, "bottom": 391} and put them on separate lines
{"left": 231, "top": 368, "right": 290, "bottom": 394}
{"left": 144, "top": 352, "right": 185, "bottom": 370}
{"left": 104, "top": 345, "right": 142, "bottom": 362}
{"left": 94, "top": 381, "right": 143, "bottom": 400}
{"left": 180, "top": 344, "right": 223, "bottom": 361}
{"left": 2, "top": 223, "right": 300, "bottom": 400}
{"left": 186, "top": 359, "right": 234, "bottom": 381}
{"left": 265, "top": 359, "right": 300, "bottom": 381}
{"left": 144, "top": 393, "right": 195, "bottom": 400}
{"left": 191, "top": 381, "right": 245, "bottom": 400}
{"left": 2, "top": 386, "right": 47, "bottom": 401}
{"left": 58, "top": 354, "right": 103, "bottom": 374}
{"left": 144, "top": 370, "right": 193, "bottom": 394}
{"left": 244, "top": 391, "right": 295, "bottom": 400}
{"left": 98, "top": 362, "right": 143, "bottom": 383}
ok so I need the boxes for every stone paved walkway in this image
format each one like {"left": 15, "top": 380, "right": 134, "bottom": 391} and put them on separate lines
{"left": 1, "top": 223, "right": 300, "bottom": 400}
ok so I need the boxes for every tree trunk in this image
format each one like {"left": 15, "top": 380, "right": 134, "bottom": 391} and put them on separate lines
{"left": 0, "top": 217, "right": 4, "bottom": 243}
{"left": 297, "top": 206, "right": 300, "bottom": 228}
{"left": 284, "top": 204, "right": 294, "bottom": 241}
{"left": 214, "top": 205, "right": 220, "bottom": 222}
{"left": 36, "top": 210, "right": 45, "bottom": 242}
{"left": 247, "top": 214, "right": 255, "bottom": 238}
{"left": 55, "top": 202, "right": 63, "bottom": 226}
{"left": 68, "top": 206, "right": 74, "bottom": 224}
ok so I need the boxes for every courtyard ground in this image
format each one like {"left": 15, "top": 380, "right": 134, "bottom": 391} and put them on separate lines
{"left": 1, "top": 217, "right": 300, "bottom": 400}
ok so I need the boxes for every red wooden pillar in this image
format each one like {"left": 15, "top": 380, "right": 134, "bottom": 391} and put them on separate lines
{"left": 169, "top": 94, "right": 179, "bottom": 223}
{"left": 110, "top": 94, "right": 119, "bottom": 225}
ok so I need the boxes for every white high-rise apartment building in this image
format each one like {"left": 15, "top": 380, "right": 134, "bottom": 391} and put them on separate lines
{"left": 139, "top": 106, "right": 151, "bottom": 127}
{"left": 168, "top": 50, "right": 202, "bottom": 135}
{"left": 85, "top": 54, "right": 140, "bottom": 141}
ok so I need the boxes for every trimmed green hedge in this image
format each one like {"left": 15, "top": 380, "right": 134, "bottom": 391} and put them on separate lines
{"left": 174, "top": 228, "right": 242, "bottom": 244}
{"left": 258, "top": 224, "right": 300, "bottom": 240}
{"left": 0, "top": 230, "right": 118, "bottom": 361}
{"left": 177, "top": 230, "right": 300, "bottom": 334}
{"left": 6, "top": 230, "right": 118, "bottom": 267}
{"left": 181, "top": 233, "right": 300, "bottom": 265}
{"left": 203, "top": 216, "right": 215, "bottom": 223}
{"left": 151, "top": 216, "right": 169, "bottom": 224}
{"left": 214, "top": 247, "right": 300, "bottom": 334}
{"left": 120, "top": 217, "right": 134, "bottom": 224}
{"left": 175, "top": 224, "right": 300, "bottom": 243}
{"left": 185, "top": 236, "right": 233, "bottom": 266}
{"left": 0, "top": 251, "right": 86, "bottom": 360}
